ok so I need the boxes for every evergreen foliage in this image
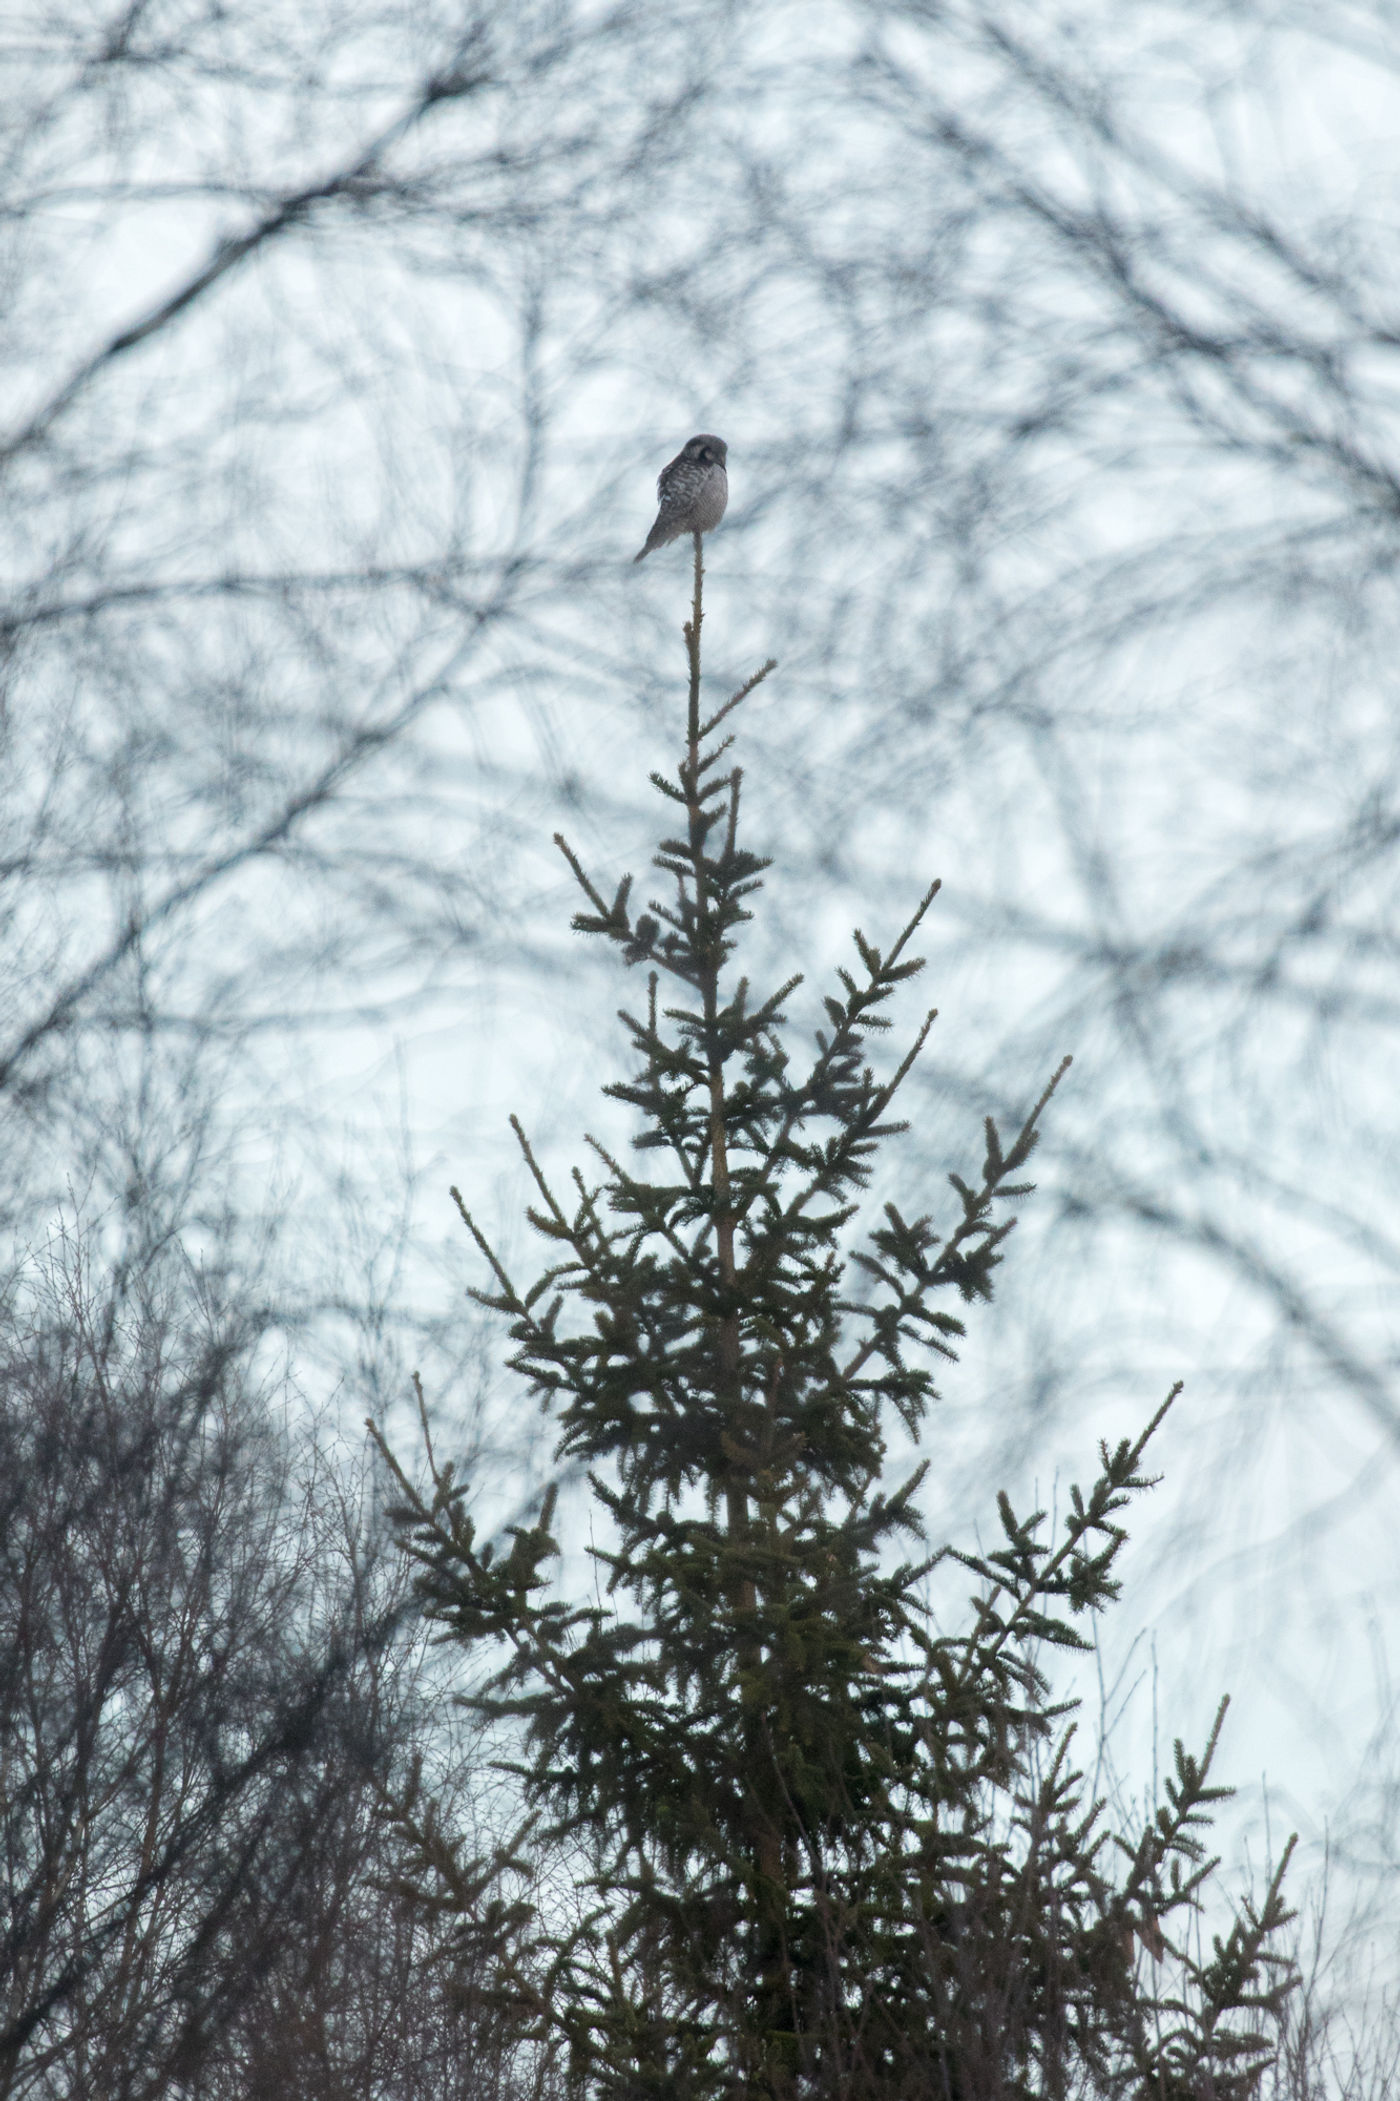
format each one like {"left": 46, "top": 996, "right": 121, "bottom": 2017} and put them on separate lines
{"left": 371, "top": 546, "right": 1297, "bottom": 2101}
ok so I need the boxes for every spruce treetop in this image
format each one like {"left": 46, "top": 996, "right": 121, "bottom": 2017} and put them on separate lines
{"left": 372, "top": 540, "right": 1296, "bottom": 2101}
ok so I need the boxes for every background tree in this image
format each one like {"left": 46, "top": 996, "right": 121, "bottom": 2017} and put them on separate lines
{"left": 0, "top": 1221, "right": 517, "bottom": 2101}
{"left": 374, "top": 552, "right": 1297, "bottom": 2101}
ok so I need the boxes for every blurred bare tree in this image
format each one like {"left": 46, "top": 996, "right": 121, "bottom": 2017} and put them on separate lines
{"left": 0, "top": 1222, "right": 530, "bottom": 2099}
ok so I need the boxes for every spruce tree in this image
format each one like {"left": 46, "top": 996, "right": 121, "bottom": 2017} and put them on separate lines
{"left": 371, "top": 545, "right": 1296, "bottom": 2101}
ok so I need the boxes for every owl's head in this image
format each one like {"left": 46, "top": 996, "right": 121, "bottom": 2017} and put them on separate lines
{"left": 683, "top": 434, "right": 727, "bottom": 467}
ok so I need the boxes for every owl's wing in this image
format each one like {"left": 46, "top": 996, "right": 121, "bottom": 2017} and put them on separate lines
{"left": 655, "top": 450, "right": 693, "bottom": 505}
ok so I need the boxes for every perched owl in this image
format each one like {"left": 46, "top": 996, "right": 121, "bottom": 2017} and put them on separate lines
{"left": 633, "top": 434, "right": 729, "bottom": 561}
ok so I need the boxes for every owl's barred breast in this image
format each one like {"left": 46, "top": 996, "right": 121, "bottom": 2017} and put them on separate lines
{"left": 689, "top": 465, "right": 728, "bottom": 533}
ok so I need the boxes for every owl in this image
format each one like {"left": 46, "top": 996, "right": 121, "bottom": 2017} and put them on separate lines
{"left": 633, "top": 434, "right": 729, "bottom": 561}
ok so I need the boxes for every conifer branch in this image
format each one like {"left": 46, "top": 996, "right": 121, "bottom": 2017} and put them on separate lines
{"left": 699, "top": 658, "right": 778, "bottom": 741}
{"left": 449, "top": 1183, "right": 523, "bottom": 1309}
{"left": 948, "top": 1384, "right": 1183, "bottom": 1693}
